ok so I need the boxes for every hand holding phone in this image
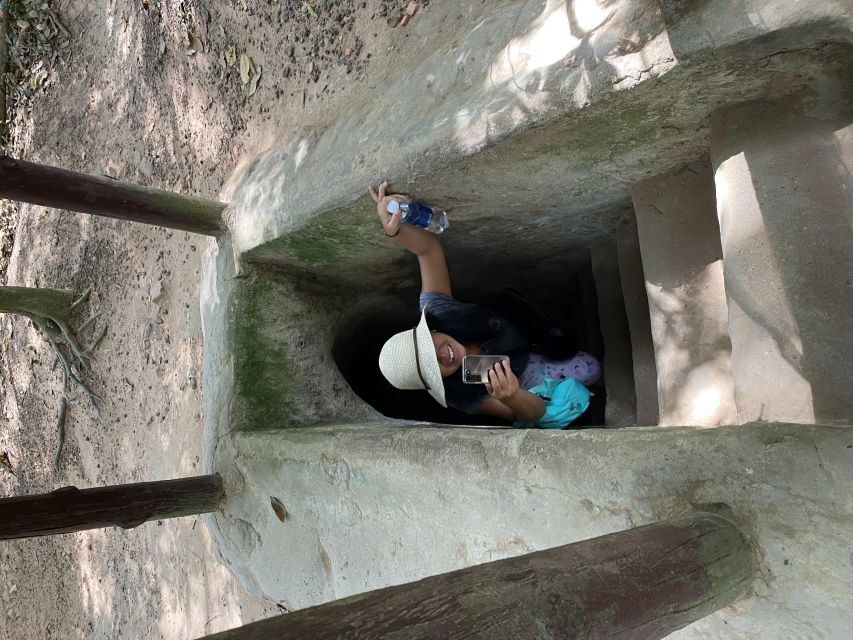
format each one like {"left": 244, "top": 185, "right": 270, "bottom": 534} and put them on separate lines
{"left": 484, "top": 360, "right": 520, "bottom": 401}
{"left": 462, "top": 355, "right": 509, "bottom": 384}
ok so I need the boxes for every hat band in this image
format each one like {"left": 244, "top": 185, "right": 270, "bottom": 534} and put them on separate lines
{"left": 412, "top": 325, "right": 432, "bottom": 392}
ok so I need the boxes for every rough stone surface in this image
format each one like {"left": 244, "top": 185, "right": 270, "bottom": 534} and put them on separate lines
{"left": 209, "top": 423, "right": 853, "bottom": 639}
{"left": 200, "top": 236, "right": 383, "bottom": 458}
{"left": 710, "top": 99, "right": 853, "bottom": 425}
{"left": 631, "top": 156, "right": 738, "bottom": 427}
{"left": 590, "top": 241, "right": 636, "bottom": 427}
{"left": 220, "top": 0, "right": 851, "bottom": 280}
{"left": 616, "top": 213, "right": 660, "bottom": 425}
{"left": 199, "top": 3, "right": 853, "bottom": 636}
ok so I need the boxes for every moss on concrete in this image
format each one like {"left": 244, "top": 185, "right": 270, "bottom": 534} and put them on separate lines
{"left": 232, "top": 274, "right": 298, "bottom": 429}
{"left": 269, "top": 203, "right": 387, "bottom": 268}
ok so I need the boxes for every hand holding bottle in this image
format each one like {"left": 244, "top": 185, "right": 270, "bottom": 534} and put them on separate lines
{"left": 369, "top": 180, "right": 407, "bottom": 238}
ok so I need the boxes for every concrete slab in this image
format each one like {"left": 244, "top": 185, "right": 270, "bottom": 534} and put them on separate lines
{"left": 616, "top": 213, "right": 660, "bottom": 425}
{"left": 208, "top": 422, "right": 853, "bottom": 640}
{"left": 631, "top": 156, "right": 738, "bottom": 427}
{"left": 219, "top": 0, "right": 852, "bottom": 282}
{"left": 711, "top": 99, "right": 853, "bottom": 425}
{"left": 590, "top": 241, "right": 637, "bottom": 427}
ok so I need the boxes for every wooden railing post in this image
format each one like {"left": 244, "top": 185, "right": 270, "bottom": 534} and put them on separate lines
{"left": 201, "top": 512, "right": 755, "bottom": 640}
{"left": 0, "top": 474, "right": 224, "bottom": 540}
{"left": 0, "top": 155, "right": 225, "bottom": 235}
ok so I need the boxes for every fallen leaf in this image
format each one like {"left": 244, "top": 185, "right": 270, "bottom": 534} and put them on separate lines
{"left": 304, "top": 2, "right": 318, "bottom": 19}
{"left": 225, "top": 46, "right": 236, "bottom": 67}
{"left": 270, "top": 496, "right": 288, "bottom": 521}
{"left": 248, "top": 66, "right": 262, "bottom": 96}
{"left": 239, "top": 53, "right": 252, "bottom": 83}
{"left": 187, "top": 30, "right": 203, "bottom": 55}
{"left": 386, "top": 16, "right": 400, "bottom": 27}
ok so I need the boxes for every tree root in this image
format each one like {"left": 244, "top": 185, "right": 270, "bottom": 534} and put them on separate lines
{"left": 25, "top": 289, "right": 105, "bottom": 469}
{"left": 53, "top": 395, "right": 67, "bottom": 470}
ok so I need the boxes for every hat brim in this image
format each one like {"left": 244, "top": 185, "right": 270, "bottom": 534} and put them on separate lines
{"left": 415, "top": 307, "right": 447, "bottom": 408}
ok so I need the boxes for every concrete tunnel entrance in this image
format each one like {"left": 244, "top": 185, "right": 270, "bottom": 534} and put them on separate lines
{"left": 332, "top": 247, "right": 611, "bottom": 427}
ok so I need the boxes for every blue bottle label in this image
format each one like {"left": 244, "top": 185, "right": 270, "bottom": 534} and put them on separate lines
{"left": 405, "top": 201, "right": 433, "bottom": 228}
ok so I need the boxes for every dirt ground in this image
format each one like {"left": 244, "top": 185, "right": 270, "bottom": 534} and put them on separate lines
{"left": 0, "top": 0, "right": 434, "bottom": 637}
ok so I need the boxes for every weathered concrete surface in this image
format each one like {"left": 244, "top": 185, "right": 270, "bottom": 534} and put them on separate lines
{"left": 221, "top": 0, "right": 852, "bottom": 282}
{"left": 199, "top": 236, "right": 383, "bottom": 461}
{"left": 710, "top": 100, "right": 853, "bottom": 425}
{"left": 631, "top": 156, "right": 738, "bottom": 427}
{"left": 590, "top": 241, "right": 636, "bottom": 427}
{"left": 208, "top": 423, "right": 853, "bottom": 639}
{"left": 616, "top": 214, "right": 659, "bottom": 425}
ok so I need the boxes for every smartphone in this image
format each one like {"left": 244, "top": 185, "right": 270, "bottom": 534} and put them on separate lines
{"left": 462, "top": 355, "right": 509, "bottom": 384}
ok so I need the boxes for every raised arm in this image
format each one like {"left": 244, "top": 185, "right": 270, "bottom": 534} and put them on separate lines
{"left": 369, "top": 181, "right": 451, "bottom": 296}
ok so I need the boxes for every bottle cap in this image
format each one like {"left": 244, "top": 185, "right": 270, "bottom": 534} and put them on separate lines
{"left": 387, "top": 200, "right": 400, "bottom": 214}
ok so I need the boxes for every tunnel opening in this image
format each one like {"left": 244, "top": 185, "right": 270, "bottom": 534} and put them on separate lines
{"left": 332, "top": 248, "right": 612, "bottom": 428}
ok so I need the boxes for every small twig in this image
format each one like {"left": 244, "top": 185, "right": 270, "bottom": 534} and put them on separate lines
{"left": 80, "top": 312, "right": 105, "bottom": 337}
{"left": 83, "top": 323, "right": 107, "bottom": 356}
{"left": 53, "top": 394, "right": 67, "bottom": 469}
{"left": 69, "top": 287, "right": 92, "bottom": 313}
{"left": 47, "top": 9, "right": 71, "bottom": 38}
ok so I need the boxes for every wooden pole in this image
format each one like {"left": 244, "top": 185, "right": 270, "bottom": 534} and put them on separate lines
{"left": 0, "top": 285, "right": 73, "bottom": 319}
{"left": 201, "top": 512, "right": 755, "bottom": 640}
{"left": 0, "top": 155, "right": 225, "bottom": 235}
{"left": 0, "top": 474, "right": 224, "bottom": 540}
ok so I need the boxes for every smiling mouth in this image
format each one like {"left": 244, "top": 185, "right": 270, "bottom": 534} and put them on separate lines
{"left": 447, "top": 344, "right": 455, "bottom": 365}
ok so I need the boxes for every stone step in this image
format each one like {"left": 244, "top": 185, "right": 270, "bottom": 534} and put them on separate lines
{"left": 616, "top": 214, "right": 660, "bottom": 426}
{"left": 631, "top": 156, "right": 739, "bottom": 427}
{"left": 710, "top": 100, "right": 853, "bottom": 425}
{"left": 590, "top": 240, "right": 637, "bottom": 427}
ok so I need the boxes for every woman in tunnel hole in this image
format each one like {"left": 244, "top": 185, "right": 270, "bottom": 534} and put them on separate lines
{"left": 369, "top": 181, "right": 601, "bottom": 427}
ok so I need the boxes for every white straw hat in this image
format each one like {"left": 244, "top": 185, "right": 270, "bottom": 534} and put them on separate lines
{"left": 378, "top": 307, "right": 447, "bottom": 408}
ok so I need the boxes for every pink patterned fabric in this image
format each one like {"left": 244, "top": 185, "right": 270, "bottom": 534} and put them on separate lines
{"left": 519, "top": 350, "right": 601, "bottom": 390}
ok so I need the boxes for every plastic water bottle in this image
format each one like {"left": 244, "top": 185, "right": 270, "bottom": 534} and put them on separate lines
{"left": 387, "top": 199, "right": 449, "bottom": 234}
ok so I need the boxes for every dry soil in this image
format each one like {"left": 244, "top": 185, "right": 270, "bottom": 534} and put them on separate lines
{"left": 0, "top": 0, "right": 436, "bottom": 637}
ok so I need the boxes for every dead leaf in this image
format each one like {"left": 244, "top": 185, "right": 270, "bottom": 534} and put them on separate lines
{"left": 187, "top": 30, "right": 203, "bottom": 55}
{"left": 304, "top": 2, "right": 318, "bottom": 19}
{"left": 225, "top": 46, "right": 236, "bottom": 67}
{"left": 406, "top": 2, "right": 420, "bottom": 16}
{"left": 239, "top": 53, "right": 253, "bottom": 84}
{"left": 270, "top": 496, "right": 288, "bottom": 521}
{"left": 248, "top": 66, "right": 262, "bottom": 96}
{"left": 0, "top": 451, "right": 12, "bottom": 473}
{"left": 386, "top": 16, "right": 400, "bottom": 27}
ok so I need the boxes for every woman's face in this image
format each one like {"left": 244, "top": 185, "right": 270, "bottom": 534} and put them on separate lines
{"left": 430, "top": 331, "right": 466, "bottom": 378}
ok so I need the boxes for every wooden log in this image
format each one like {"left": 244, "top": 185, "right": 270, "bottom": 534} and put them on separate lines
{"left": 201, "top": 512, "right": 754, "bottom": 640}
{"left": 0, "top": 474, "right": 224, "bottom": 540}
{"left": 0, "top": 155, "right": 225, "bottom": 235}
